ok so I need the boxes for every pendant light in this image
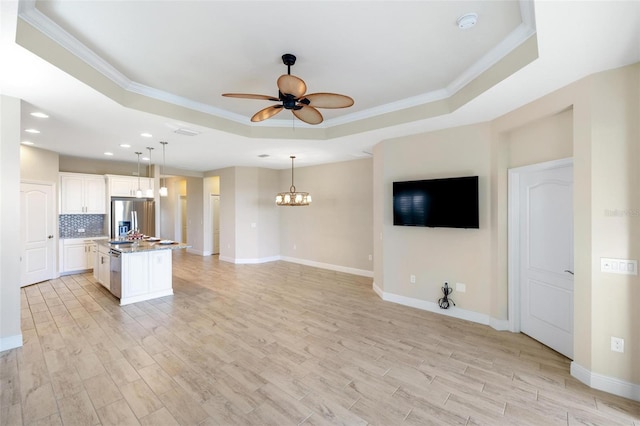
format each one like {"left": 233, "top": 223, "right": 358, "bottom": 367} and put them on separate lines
{"left": 276, "top": 156, "right": 311, "bottom": 206}
{"left": 135, "top": 152, "right": 143, "bottom": 198}
{"left": 145, "top": 146, "right": 154, "bottom": 198}
{"left": 159, "top": 141, "right": 168, "bottom": 197}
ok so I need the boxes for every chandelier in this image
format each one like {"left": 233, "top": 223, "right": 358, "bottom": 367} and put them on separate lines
{"left": 276, "top": 156, "right": 312, "bottom": 206}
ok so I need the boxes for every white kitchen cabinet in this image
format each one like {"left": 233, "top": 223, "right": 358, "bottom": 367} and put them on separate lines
{"left": 60, "top": 173, "right": 106, "bottom": 214}
{"left": 60, "top": 238, "right": 107, "bottom": 275}
{"left": 107, "top": 175, "right": 154, "bottom": 198}
{"left": 94, "top": 244, "right": 111, "bottom": 289}
{"left": 119, "top": 248, "right": 172, "bottom": 306}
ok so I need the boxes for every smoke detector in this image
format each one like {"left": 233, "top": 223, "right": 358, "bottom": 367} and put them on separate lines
{"left": 457, "top": 13, "right": 478, "bottom": 29}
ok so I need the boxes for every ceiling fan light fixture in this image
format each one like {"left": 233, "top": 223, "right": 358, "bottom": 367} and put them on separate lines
{"left": 223, "top": 53, "right": 354, "bottom": 125}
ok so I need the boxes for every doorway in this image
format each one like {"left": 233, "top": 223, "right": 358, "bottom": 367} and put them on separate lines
{"left": 21, "top": 182, "right": 56, "bottom": 286}
{"left": 210, "top": 194, "right": 220, "bottom": 255}
{"left": 178, "top": 195, "right": 187, "bottom": 244}
{"left": 508, "top": 158, "right": 574, "bottom": 359}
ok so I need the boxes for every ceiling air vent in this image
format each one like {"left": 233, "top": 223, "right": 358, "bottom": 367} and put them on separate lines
{"left": 174, "top": 128, "right": 200, "bottom": 136}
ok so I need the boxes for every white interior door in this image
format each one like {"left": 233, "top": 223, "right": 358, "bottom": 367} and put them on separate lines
{"left": 21, "top": 182, "right": 56, "bottom": 287}
{"left": 211, "top": 195, "right": 220, "bottom": 255}
{"left": 518, "top": 163, "right": 574, "bottom": 358}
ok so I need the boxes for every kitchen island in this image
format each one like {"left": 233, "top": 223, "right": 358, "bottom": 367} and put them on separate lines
{"left": 96, "top": 239, "right": 189, "bottom": 306}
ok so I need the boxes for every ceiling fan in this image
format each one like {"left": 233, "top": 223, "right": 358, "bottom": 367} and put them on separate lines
{"left": 222, "top": 54, "right": 354, "bottom": 125}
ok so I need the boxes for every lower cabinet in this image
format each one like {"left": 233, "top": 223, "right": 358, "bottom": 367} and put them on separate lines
{"left": 120, "top": 249, "right": 172, "bottom": 305}
{"left": 94, "top": 244, "right": 111, "bottom": 290}
{"left": 60, "top": 238, "right": 106, "bottom": 275}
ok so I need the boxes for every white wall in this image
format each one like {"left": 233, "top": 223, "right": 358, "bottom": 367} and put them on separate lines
{"left": 0, "top": 95, "right": 22, "bottom": 351}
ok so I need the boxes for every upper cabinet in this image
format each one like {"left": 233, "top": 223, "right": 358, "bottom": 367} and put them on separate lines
{"left": 60, "top": 173, "right": 106, "bottom": 214}
{"left": 107, "top": 175, "right": 154, "bottom": 198}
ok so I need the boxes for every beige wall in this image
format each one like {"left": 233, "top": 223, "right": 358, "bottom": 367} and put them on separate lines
{"left": 587, "top": 65, "right": 639, "bottom": 382}
{"left": 0, "top": 95, "right": 22, "bottom": 350}
{"left": 21, "top": 146, "right": 59, "bottom": 183}
{"left": 216, "top": 167, "right": 236, "bottom": 260}
{"left": 185, "top": 177, "right": 204, "bottom": 253}
{"left": 507, "top": 108, "right": 573, "bottom": 168}
{"left": 279, "top": 158, "right": 373, "bottom": 272}
{"left": 202, "top": 175, "right": 220, "bottom": 255}
{"left": 376, "top": 124, "right": 492, "bottom": 314}
{"left": 374, "top": 62, "right": 640, "bottom": 390}
{"left": 257, "top": 168, "right": 280, "bottom": 259}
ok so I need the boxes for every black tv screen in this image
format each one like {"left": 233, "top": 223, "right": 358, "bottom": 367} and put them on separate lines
{"left": 393, "top": 176, "right": 479, "bottom": 228}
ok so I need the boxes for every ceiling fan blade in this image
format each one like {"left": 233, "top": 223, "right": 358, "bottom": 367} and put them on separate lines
{"left": 301, "top": 93, "right": 354, "bottom": 109}
{"left": 293, "top": 105, "right": 323, "bottom": 125}
{"left": 251, "top": 105, "right": 283, "bottom": 122}
{"left": 222, "top": 93, "right": 279, "bottom": 101}
{"left": 277, "top": 74, "right": 306, "bottom": 98}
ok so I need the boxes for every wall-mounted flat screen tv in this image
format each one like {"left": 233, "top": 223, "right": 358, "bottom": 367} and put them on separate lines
{"left": 393, "top": 176, "right": 479, "bottom": 228}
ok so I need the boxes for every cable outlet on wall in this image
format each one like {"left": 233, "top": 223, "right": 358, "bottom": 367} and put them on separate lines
{"left": 410, "top": 274, "right": 416, "bottom": 284}
{"left": 78, "top": 228, "right": 85, "bottom": 233}
{"left": 611, "top": 336, "right": 624, "bottom": 353}
{"left": 456, "top": 282, "right": 466, "bottom": 293}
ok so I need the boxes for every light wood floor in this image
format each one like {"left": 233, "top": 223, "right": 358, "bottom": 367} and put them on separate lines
{"left": 2, "top": 252, "right": 639, "bottom": 425}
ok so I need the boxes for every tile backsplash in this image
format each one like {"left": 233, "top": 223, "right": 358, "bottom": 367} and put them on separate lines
{"left": 59, "top": 214, "right": 106, "bottom": 238}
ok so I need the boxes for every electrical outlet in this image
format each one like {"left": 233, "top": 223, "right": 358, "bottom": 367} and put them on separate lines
{"left": 410, "top": 275, "right": 416, "bottom": 284}
{"left": 293, "top": 244, "right": 297, "bottom": 250}
{"left": 78, "top": 228, "right": 85, "bottom": 233}
{"left": 368, "top": 254, "right": 372, "bottom": 261}
{"left": 456, "top": 282, "right": 466, "bottom": 293}
{"left": 611, "top": 336, "right": 624, "bottom": 353}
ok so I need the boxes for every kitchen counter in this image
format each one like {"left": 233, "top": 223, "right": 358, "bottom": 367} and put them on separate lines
{"left": 97, "top": 239, "right": 189, "bottom": 306}
{"left": 97, "top": 239, "right": 189, "bottom": 253}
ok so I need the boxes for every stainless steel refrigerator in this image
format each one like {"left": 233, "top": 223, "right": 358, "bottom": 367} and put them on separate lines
{"left": 111, "top": 197, "right": 155, "bottom": 237}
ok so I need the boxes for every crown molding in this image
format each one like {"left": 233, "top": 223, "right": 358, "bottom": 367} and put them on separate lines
{"left": 18, "top": 0, "right": 536, "bottom": 131}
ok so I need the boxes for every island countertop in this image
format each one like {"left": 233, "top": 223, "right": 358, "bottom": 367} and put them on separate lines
{"left": 97, "top": 239, "right": 190, "bottom": 254}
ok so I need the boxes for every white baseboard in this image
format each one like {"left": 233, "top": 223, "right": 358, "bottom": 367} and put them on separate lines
{"left": 571, "top": 362, "right": 640, "bottom": 402}
{"left": 372, "top": 283, "right": 512, "bottom": 331}
{"left": 217, "top": 254, "right": 373, "bottom": 278}
{"left": 371, "top": 283, "right": 490, "bottom": 325}
{"left": 187, "top": 248, "right": 206, "bottom": 256}
{"left": 280, "top": 256, "right": 373, "bottom": 278}
{"left": 489, "top": 317, "right": 510, "bottom": 331}
{"left": 372, "top": 281, "right": 384, "bottom": 298}
{"left": 219, "top": 255, "right": 281, "bottom": 264}
{"left": 235, "top": 256, "right": 282, "bottom": 265}
{"left": 0, "top": 334, "right": 22, "bottom": 352}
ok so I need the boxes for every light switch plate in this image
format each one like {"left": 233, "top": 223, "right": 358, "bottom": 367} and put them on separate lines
{"left": 601, "top": 258, "right": 637, "bottom": 275}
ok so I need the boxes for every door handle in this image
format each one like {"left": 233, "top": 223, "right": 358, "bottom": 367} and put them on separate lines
{"left": 564, "top": 270, "right": 574, "bottom": 275}
{"left": 48, "top": 235, "right": 54, "bottom": 239}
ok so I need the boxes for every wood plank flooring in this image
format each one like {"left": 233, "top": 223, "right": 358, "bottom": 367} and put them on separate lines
{"left": 2, "top": 251, "right": 639, "bottom": 425}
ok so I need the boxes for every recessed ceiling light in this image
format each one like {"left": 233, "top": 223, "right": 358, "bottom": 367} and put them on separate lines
{"left": 25, "top": 128, "right": 40, "bottom": 134}
{"left": 120, "top": 143, "right": 131, "bottom": 148}
{"left": 21, "top": 141, "right": 34, "bottom": 146}
{"left": 457, "top": 13, "right": 478, "bottom": 29}
{"left": 141, "top": 132, "right": 152, "bottom": 138}
{"left": 104, "top": 152, "right": 114, "bottom": 156}
{"left": 30, "top": 112, "right": 49, "bottom": 118}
